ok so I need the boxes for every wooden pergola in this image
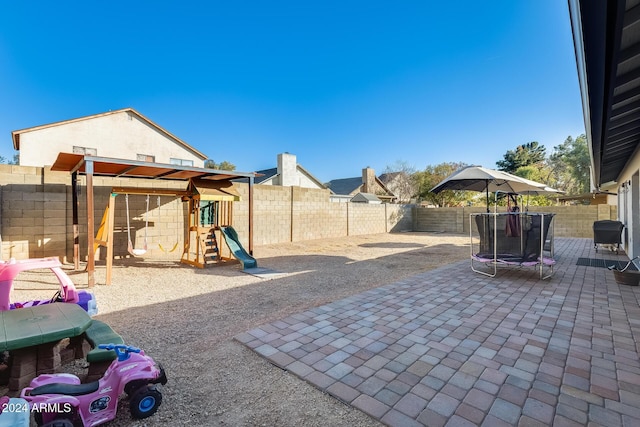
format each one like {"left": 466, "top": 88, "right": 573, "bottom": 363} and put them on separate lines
{"left": 50, "top": 153, "right": 256, "bottom": 287}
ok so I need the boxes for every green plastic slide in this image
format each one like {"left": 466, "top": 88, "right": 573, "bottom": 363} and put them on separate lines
{"left": 220, "top": 226, "right": 258, "bottom": 269}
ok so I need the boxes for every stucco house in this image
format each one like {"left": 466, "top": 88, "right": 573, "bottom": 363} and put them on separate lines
{"left": 326, "top": 168, "right": 396, "bottom": 203}
{"left": 569, "top": 0, "right": 640, "bottom": 260}
{"left": 252, "top": 153, "right": 326, "bottom": 189}
{"left": 12, "top": 108, "right": 207, "bottom": 167}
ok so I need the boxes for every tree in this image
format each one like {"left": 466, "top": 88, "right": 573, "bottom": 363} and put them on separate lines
{"left": 416, "top": 162, "right": 474, "bottom": 207}
{"left": 512, "top": 165, "right": 556, "bottom": 206}
{"left": 547, "top": 135, "right": 590, "bottom": 195}
{"left": 204, "top": 159, "right": 236, "bottom": 171}
{"left": 0, "top": 153, "right": 19, "bottom": 165}
{"left": 496, "top": 142, "right": 546, "bottom": 173}
{"left": 382, "top": 161, "right": 419, "bottom": 203}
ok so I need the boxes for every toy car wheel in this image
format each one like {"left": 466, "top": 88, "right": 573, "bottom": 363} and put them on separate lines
{"left": 130, "top": 385, "right": 162, "bottom": 419}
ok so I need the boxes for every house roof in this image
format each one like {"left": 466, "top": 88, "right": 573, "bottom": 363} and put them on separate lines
{"left": 351, "top": 193, "right": 382, "bottom": 203}
{"left": 253, "top": 168, "right": 278, "bottom": 184}
{"left": 325, "top": 177, "right": 362, "bottom": 195}
{"left": 12, "top": 108, "right": 208, "bottom": 160}
{"left": 569, "top": 0, "right": 640, "bottom": 188}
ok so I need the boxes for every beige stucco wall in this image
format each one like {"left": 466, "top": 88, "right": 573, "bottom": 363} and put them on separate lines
{"left": 295, "top": 169, "right": 324, "bottom": 189}
{"left": 17, "top": 111, "right": 205, "bottom": 167}
{"left": 615, "top": 151, "right": 640, "bottom": 258}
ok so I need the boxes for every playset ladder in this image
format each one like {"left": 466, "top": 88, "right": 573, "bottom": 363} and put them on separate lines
{"left": 201, "top": 228, "right": 219, "bottom": 265}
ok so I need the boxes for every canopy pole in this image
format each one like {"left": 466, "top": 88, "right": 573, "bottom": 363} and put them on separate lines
{"left": 248, "top": 175, "right": 254, "bottom": 255}
{"left": 486, "top": 180, "right": 490, "bottom": 213}
{"left": 86, "top": 160, "right": 95, "bottom": 288}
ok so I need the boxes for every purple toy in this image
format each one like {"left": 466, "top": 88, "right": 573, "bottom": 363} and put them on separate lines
{"left": 20, "top": 344, "right": 167, "bottom": 427}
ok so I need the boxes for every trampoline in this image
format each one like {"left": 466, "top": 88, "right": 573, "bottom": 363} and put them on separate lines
{"left": 470, "top": 212, "right": 556, "bottom": 279}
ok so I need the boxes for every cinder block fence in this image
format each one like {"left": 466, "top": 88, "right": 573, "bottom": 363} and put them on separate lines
{"left": 0, "top": 164, "right": 616, "bottom": 262}
{"left": 0, "top": 165, "right": 412, "bottom": 261}
{"left": 412, "top": 205, "right": 616, "bottom": 238}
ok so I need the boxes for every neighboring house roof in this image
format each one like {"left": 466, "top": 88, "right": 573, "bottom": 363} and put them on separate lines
{"left": 326, "top": 174, "right": 396, "bottom": 201}
{"left": 253, "top": 167, "right": 278, "bottom": 184}
{"left": 568, "top": 1, "right": 640, "bottom": 188}
{"left": 325, "top": 177, "right": 363, "bottom": 195}
{"left": 11, "top": 108, "right": 208, "bottom": 160}
{"left": 351, "top": 193, "right": 382, "bottom": 203}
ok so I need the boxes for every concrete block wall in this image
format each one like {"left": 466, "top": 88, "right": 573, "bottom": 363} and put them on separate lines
{"left": 0, "top": 165, "right": 63, "bottom": 259}
{"left": 415, "top": 207, "right": 465, "bottom": 233}
{"left": 292, "top": 186, "right": 347, "bottom": 242}
{"left": 414, "top": 205, "right": 617, "bottom": 238}
{"left": 3, "top": 165, "right": 618, "bottom": 263}
{"left": 387, "top": 204, "right": 413, "bottom": 232}
{"left": 231, "top": 183, "right": 409, "bottom": 246}
{"left": 348, "top": 203, "right": 386, "bottom": 235}
{"left": 250, "top": 184, "right": 292, "bottom": 245}
{"left": 0, "top": 165, "right": 187, "bottom": 261}
{"left": 89, "top": 177, "right": 186, "bottom": 260}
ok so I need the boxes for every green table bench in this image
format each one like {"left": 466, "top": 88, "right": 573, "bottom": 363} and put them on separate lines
{"left": 82, "top": 319, "right": 124, "bottom": 381}
{"left": 0, "top": 303, "right": 93, "bottom": 390}
{"left": 0, "top": 303, "right": 92, "bottom": 351}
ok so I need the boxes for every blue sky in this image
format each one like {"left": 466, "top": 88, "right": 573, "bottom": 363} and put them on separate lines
{"left": 0, "top": 1, "right": 584, "bottom": 182}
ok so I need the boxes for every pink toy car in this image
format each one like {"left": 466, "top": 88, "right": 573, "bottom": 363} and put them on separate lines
{"left": 20, "top": 344, "right": 167, "bottom": 427}
{"left": 0, "top": 257, "right": 97, "bottom": 315}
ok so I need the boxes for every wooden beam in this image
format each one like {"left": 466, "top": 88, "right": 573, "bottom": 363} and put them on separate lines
{"left": 111, "top": 187, "right": 191, "bottom": 197}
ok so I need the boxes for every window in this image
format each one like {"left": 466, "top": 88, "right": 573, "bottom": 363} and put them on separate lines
{"left": 170, "top": 158, "right": 193, "bottom": 167}
{"left": 72, "top": 146, "right": 97, "bottom": 156}
{"left": 137, "top": 154, "right": 155, "bottom": 162}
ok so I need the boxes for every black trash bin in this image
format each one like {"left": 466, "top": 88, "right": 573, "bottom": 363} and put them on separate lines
{"left": 593, "top": 220, "right": 624, "bottom": 253}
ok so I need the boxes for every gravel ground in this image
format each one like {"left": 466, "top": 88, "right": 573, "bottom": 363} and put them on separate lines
{"left": 4, "top": 232, "right": 471, "bottom": 426}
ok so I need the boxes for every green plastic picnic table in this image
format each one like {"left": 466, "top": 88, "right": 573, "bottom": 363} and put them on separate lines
{"left": 0, "top": 302, "right": 93, "bottom": 351}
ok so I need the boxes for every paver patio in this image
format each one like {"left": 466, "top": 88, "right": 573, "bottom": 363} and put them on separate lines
{"left": 235, "top": 237, "right": 640, "bottom": 426}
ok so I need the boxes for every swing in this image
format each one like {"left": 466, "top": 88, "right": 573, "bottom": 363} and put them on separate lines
{"left": 158, "top": 196, "right": 180, "bottom": 253}
{"left": 125, "top": 194, "right": 149, "bottom": 257}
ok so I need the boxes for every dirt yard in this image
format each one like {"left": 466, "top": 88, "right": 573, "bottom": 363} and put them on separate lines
{"left": 5, "top": 232, "right": 471, "bottom": 426}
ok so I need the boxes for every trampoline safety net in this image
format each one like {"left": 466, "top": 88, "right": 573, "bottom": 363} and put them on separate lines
{"left": 471, "top": 212, "right": 555, "bottom": 279}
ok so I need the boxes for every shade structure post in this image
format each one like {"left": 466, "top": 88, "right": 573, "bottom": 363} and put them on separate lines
{"left": 72, "top": 171, "right": 80, "bottom": 270}
{"left": 248, "top": 175, "right": 254, "bottom": 255}
{"left": 86, "top": 160, "right": 95, "bottom": 288}
{"left": 106, "top": 193, "right": 116, "bottom": 285}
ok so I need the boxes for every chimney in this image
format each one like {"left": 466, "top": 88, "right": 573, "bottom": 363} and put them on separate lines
{"left": 362, "top": 167, "right": 376, "bottom": 193}
{"left": 277, "top": 153, "right": 298, "bottom": 187}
